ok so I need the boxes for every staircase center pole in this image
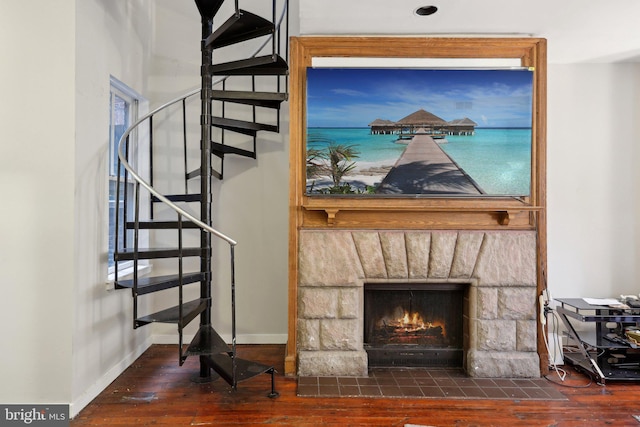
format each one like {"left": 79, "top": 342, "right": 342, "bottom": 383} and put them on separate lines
{"left": 199, "top": 14, "right": 214, "bottom": 380}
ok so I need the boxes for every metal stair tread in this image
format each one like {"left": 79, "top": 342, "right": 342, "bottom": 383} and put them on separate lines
{"left": 208, "top": 54, "right": 288, "bottom": 76}
{"left": 114, "top": 247, "right": 203, "bottom": 260}
{"left": 204, "top": 353, "right": 274, "bottom": 386}
{"left": 151, "top": 193, "right": 201, "bottom": 203}
{"left": 211, "top": 116, "right": 278, "bottom": 134}
{"left": 115, "top": 272, "right": 205, "bottom": 295}
{"left": 210, "top": 89, "right": 287, "bottom": 108}
{"left": 135, "top": 298, "right": 208, "bottom": 327}
{"left": 125, "top": 220, "right": 199, "bottom": 230}
{"left": 205, "top": 9, "right": 274, "bottom": 50}
{"left": 183, "top": 325, "right": 231, "bottom": 358}
{"left": 210, "top": 142, "right": 255, "bottom": 159}
{"left": 186, "top": 166, "right": 226, "bottom": 180}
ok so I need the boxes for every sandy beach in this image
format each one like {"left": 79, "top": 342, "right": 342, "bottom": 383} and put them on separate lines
{"left": 306, "top": 163, "right": 393, "bottom": 193}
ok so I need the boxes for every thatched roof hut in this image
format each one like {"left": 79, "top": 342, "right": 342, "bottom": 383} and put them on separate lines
{"left": 368, "top": 118, "right": 398, "bottom": 134}
{"left": 397, "top": 109, "right": 448, "bottom": 127}
{"left": 449, "top": 117, "right": 477, "bottom": 126}
{"left": 447, "top": 117, "right": 478, "bottom": 135}
{"left": 368, "top": 118, "right": 393, "bottom": 126}
{"left": 367, "top": 110, "right": 479, "bottom": 138}
{"left": 396, "top": 109, "right": 448, "bottom": 136}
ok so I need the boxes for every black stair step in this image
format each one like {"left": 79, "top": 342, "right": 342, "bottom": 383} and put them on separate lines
{"left": 115, "top": 272, "right": 205, "bottom": 295}
{"left": 183, "top": 325, "right": 231, "bottom": 360}
{"left": 208, "top": 54, "right": 288, "bottom": 76}
{"left": 186, "top": 168, "right": 201, "bottom": 180}
{"left": 125, "top": 220, "right": 200, "bottom": 230}
{"left": 151, "top": 194, "right": 201, "bottom": 203}
{"left": 211, "top": 116, "right": 278, "bottom": 136}
{"left": 205, "top": 10, "right": 274, "bottom": 50}
{"left": 210, "top": 142, "right": 256, "bottom": 159}
{"left": 135, "top": 298, "right": 208, "bottom": 328}
{"left": 187, "top": 166, "right": 225, "bottom": 180}
{"left": 114, "top": 247, "right": 203, "bottom": 261}
{"left": 203, "top": 353, "right": 274, "bottom": 386}
{"left": 210, "top": 89, "right": 287, "bottom": 109}
{"left": 194, "top": 0, "right": 224, "bottom": 20}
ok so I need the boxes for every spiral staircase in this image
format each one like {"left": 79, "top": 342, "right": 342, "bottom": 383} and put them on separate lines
{"left": 112, "top": 0, "right": 288, "bottom": 396}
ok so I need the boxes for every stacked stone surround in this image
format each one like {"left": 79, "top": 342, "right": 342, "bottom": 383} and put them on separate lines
{"left": 297, "top": 230, "right": 540, "bottom": 378}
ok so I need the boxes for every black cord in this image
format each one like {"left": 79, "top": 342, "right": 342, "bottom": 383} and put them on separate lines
{"left": 544, "top": 372, "right": 593, "bottom": 388}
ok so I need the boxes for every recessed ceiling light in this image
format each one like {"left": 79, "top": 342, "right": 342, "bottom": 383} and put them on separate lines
{"left": 415, "top": 6, "right": 438, "bottom": 16}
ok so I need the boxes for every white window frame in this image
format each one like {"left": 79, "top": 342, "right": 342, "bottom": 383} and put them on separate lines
{"left": 107, "top": 76, "right": 150, "bottom": 282}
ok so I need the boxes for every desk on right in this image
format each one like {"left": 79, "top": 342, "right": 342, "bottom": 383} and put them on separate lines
{"left": 556, "top": 298, "right": 640, "bottom": 384}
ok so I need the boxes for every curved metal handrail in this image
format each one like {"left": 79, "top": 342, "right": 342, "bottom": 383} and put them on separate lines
{"left": 117, "top": 87, "right": 237, "bottom": 245}
{"left": 116, "top": 0, "right": 288, "bottom": 248}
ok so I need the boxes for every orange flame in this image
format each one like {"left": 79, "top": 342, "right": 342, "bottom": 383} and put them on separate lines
{"left": 379, "top": 309, "right": 446, "bottom": 336}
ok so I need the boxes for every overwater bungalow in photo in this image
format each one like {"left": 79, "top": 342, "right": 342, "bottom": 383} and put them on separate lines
{"left": 368, "top": 108, "right": 477, "bottom": 138}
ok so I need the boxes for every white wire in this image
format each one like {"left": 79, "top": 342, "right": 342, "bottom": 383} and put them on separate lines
{"left": 542, "top": 307, "right": 566, "bottom": 381}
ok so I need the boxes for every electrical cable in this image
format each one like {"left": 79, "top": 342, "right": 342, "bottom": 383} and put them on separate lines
{"left": 542, "top": 305, "right": 595, "bottom": 388}
{"left": 543, "top": 308, "right": 566, "bottom": 381}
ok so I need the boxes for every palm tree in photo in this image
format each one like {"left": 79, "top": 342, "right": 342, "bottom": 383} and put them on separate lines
{"left": 325, "top": 143, "right": 359, "bottom": 187}
{"left": 306, "top": 133, "right": 360, "bottom": 191}
{"left": 306, "top": 147, "right": 325, "bottom": 180}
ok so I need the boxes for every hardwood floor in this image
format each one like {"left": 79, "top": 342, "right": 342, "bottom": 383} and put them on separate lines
{"left": 71, "top": 345, "right": 640, "bottom": 426}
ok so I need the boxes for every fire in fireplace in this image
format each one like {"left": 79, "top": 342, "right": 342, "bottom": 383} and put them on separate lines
{"left": 364, "top": 283, "right": 466, "bottom": 367}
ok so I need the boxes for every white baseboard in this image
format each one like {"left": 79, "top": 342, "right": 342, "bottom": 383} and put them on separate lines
{"left": 153, "top": 333, "right": 288, "bottom": 345}
{"left": 70, "top": 336, "right": 153, "bottom": 419}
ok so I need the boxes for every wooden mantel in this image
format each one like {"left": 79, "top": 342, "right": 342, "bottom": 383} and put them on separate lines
{"left": 301, "top": 198, "right": 543, "bottom": 228}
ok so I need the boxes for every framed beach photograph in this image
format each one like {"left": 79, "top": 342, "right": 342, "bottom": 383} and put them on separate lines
{"left": 288, "top": 36, "right": 546, "bottom": 229}
{"left": 305, "top": 67, "right": 534, "bottom": 197}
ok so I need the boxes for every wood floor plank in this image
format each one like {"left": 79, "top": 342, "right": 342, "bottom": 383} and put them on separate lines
{"left": 70, "top": 345, "right": 640, "bottom": 426}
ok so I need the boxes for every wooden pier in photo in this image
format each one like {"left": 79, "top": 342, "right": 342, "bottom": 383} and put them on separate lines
{"left": 376, "top": 129, "right": 484, "bottom": 195}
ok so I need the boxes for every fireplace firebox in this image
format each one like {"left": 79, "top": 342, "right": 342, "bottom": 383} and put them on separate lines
{"left": 364, "top": 283, "right": 466, "bottom": 368}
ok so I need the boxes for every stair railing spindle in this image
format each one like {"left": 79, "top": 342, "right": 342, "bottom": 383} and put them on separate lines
{"left": 252, "top": 76, "right": 257, "bottom": 153}
{"left": 183, "top": 98, "right": 189, "bottom": 195}
{"left": 132, "top": 180, "right": 141, "bottom": 327}
{"left": 285, "top": 0, "right": 289, "bottom": 90}
{"left": 178, "top": 212, "right": 184, "bottom": 364}
{"left": 114, "top": 154, "right": 122, "bottom": 284}
{"left": 230, "top": 244, "right": 237, "bottom": 390}
{"left": 148, "top": 116, "right": 154, "bottom": 220}
{"left": 271, "top": 0, "right": 276, "bottom": 57}
{"left": 123, "top": 135, "right": 130, "bottom": 251}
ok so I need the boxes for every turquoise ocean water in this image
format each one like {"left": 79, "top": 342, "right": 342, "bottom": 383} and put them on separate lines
{"left": 307, "top": 127, "right": 531, "bottom": 195}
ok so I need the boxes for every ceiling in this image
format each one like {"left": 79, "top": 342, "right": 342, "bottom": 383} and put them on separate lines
{"left": 298, "top": 0, "right": 640, "bottom": 64}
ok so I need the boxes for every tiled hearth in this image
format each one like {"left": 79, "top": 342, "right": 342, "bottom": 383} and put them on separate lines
{"left": 297, "top": 368, "right": 566, "bottom": 400}
{"left": 296, "top": 230, "right": 540, "bottom": 378}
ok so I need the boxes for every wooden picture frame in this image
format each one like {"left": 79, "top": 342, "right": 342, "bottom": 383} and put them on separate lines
{"left": 289, "top": 37, "right": 546, "bottom": 230}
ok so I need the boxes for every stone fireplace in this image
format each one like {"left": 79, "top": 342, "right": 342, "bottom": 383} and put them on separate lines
{"left": 296, "top": 230, "right": 539, "bottom": 378}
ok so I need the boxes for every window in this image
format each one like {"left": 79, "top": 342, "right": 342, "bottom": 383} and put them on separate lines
{"left": 108, "top": 77, "right": 143, "bottom": 278}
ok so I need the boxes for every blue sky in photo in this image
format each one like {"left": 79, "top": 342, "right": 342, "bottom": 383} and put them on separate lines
{"left": 306, "top": 68, "right": 534, "bottom": 128}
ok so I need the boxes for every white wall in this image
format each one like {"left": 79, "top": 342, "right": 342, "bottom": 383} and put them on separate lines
{"left": 1, "top": 0, "right": 159, "bottom": 416}
{"left": 547, "top": 63, "right": 640, "bottom": 299}
{"left": 72, "top": 0, "right": 154, "bottom": 416}
{"left": 0, "top": 0, "right": 76, "bottom": 405}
